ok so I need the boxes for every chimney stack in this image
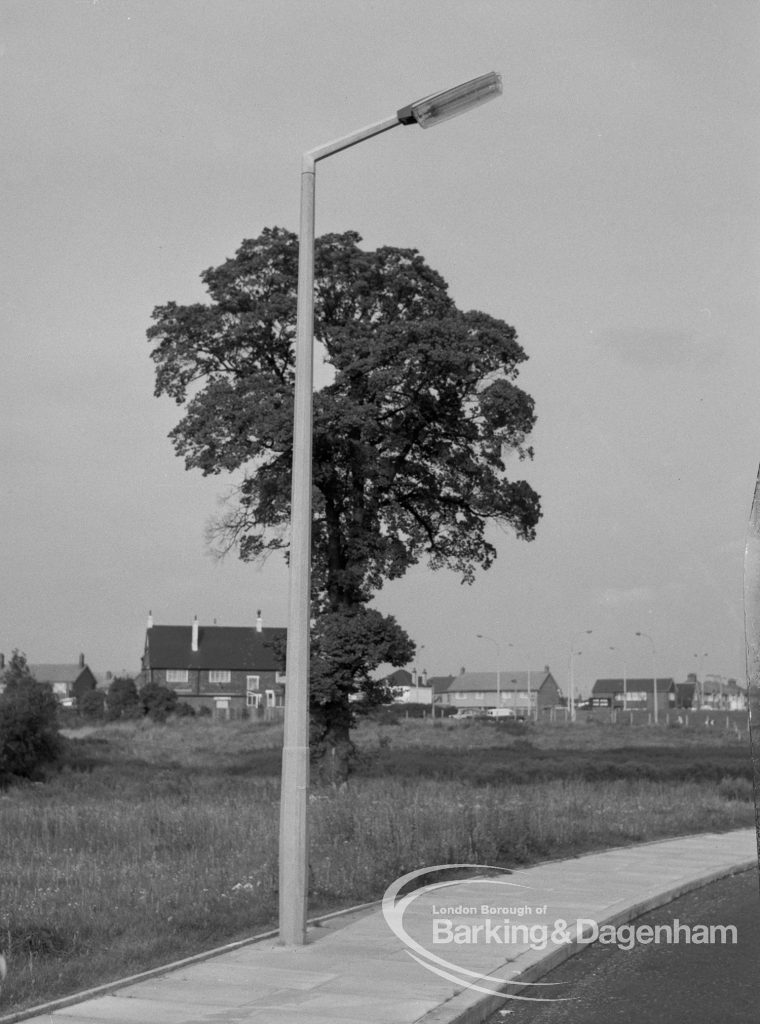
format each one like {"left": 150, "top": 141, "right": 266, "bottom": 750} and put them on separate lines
{"left": 79, "top": 652, "right": 85, "bottom": 668}
{"left": 192, "top": 616, "right": 199, "bottom": 652}
{"left": 256, "top": 609, "right": 262, "bottom": 633}
{"left": 147, "top": 610, "right": 153, "bottom": 630}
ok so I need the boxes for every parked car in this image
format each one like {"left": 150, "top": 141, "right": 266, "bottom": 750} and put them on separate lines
{"left": 452, "top": 708, "right": 488, "bottom": 720}
{"left": 486, "top": 708, "right": 517, "bottom": 719}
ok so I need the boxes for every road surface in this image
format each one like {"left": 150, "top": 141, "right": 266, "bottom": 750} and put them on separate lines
{"left": 486, "top": 868, "right": 760, "bottom": 1024}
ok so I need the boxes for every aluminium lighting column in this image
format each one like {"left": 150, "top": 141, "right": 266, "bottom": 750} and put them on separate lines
{"left": 279, "top": 73, "right": 503, "bottom": 946}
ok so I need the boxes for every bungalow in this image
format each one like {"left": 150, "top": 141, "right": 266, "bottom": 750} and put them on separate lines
{"left": 591, "top": 678, "right": 675, "bottom": 714}
{"left": 29, "top": 655, "right": 98, "bottom": 705}
{"left": 435, "top": 667, "right": 561, "bottom": 714}
{"left": 140, "top": 612, "right": 286, "bottom": 718}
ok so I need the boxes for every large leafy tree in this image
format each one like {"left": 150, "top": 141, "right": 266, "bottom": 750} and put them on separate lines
{"left": 148, "top": 228, "right": 540, "bottom": 776}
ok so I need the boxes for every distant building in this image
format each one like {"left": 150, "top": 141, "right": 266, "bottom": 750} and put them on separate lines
{"left": 679, "top": 673, "right": 746, "bottom": 711}
{"left": 591, "top": 678, "right": 675, "bottom": 714}
{"left": 435, "top": 667, "right": 561, "bottom": 714}
{"left": 28, "top": 655, "right": 98, "bottom": 705}
{"left": 140, "top": 611, "right": 286, "bottom": 718}
{"left": 379, "top": 668, "right": 433, "bottom": 704}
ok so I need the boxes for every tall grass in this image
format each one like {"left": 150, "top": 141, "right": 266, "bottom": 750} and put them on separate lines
{"left": 0, "top": 717, "right": 754, "bottom": 1015}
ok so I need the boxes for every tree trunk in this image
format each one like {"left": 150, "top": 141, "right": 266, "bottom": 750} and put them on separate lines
{"left": 310, "top": 703, "right": 355, "bottom": 785}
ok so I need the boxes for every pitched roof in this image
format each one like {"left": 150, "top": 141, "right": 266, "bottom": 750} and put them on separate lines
{"left": 29, "top": 664, "right": 89, "bottom": 684}
{"left": 427, "top": 675, "right": 456, "bottom": 693}
{"left": 438, "top": 670, "right": 553, "bottom": 693}
{"left": 382, "top": 669, "right": 413, "bottom": 686}
{"left": 145, "top": 625, "right": 285, "bottom": 671}
{"left": 592, "top": 678, "right": 675, "bottom": 694}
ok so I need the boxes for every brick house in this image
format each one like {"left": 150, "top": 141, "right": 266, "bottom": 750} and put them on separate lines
{"left": 435, "top": 667, "right": 561, "bottom": 714}
{"left": 29, "top": 655, "right": 98, "bottom": 705}
{"left": 140, "top": 612, "right": 286, "bottom": 718}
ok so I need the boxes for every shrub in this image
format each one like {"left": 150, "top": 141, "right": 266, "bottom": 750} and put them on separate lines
{"left": 105, "top": 677, "right": 140, "bottom": 721}
{"left": 138, "top": 682, "right": 178, "bottom": 723}
{"left": 172, "top": 701, "right": 195, "bottom": 718}
{"left": 77, "top": 690, "right": 106, "bottom": 720}
{"left": 0, "top": 651, "right": 62, "bottom": 784}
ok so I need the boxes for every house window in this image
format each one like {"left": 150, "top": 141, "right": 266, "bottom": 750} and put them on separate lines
{"left": 166, "top": 670, "right": 188, "bottom": 684}
{"left": 247, "top": 692, "right": 263, "bottom": 708}
{"left": 246, "top": 675, "right": 261, "bottom": 692}
{"left": 209, "top": 670, "right": 231, "bottom": 684}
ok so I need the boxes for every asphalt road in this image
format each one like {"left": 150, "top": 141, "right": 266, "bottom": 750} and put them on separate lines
{"left": 486, "top": 868, "right": 760, "bottom": 1024}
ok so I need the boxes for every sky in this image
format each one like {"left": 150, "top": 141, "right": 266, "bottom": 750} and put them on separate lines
{"left": 1, "top": 1, "right": 758, "bottom": 695}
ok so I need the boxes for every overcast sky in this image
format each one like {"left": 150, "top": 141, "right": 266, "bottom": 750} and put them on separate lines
{"left": 1, "top": 1, "right": 758, "bottom": 694}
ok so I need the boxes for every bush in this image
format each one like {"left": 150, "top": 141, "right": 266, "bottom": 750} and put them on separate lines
{"left": 172, "top": 700, "right": 195, "bottom": 718}
{"left": 138, "top": 682, "right": 178, "bottom": 723}
{"left": 105, "top": 677, "right": 140, "bottom": 721}
{"left": 77, "top": 690, "right": 106, "bottom": 720}
{"left": 0, "top": 651, "right": 62, "bottom": 784}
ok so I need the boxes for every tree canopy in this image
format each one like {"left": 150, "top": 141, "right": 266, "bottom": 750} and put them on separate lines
{"left": 148, "top": 228, "right": 540, "bottom": 774}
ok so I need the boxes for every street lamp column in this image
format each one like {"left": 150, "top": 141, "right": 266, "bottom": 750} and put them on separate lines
{"left": 477, "top": 634, "right": 501, "bottom": 709}
{"left": 569, "top": 630, "right": 592, "bottom": 722}
{"left": 635, "top": 631, "right": 657, "bottom": 724}
{"left": 693, "top": 651, "right": 708, "bottom": 708}
{"left": 279, "top": 73, "right": 503, "bottom": 947}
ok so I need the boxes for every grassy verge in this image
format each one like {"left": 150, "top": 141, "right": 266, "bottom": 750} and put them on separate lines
{"left": 0, "top": 716, "right": 754, "bottom": 1015}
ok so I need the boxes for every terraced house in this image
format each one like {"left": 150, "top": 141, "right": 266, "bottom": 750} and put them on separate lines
{"left": 140, "top": 612, "right": 286, "bottom": 718}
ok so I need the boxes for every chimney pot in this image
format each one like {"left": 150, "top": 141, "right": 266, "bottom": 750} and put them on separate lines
{"left": 192, "top": 616, "right": 199, "bottom": 653}
{"left": 256, "top": 609, "right": 262, "bottom": 633}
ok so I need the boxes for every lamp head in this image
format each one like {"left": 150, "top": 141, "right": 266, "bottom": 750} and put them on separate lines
{"left": 398, "top": 72, "right": 502, "bottom": 129}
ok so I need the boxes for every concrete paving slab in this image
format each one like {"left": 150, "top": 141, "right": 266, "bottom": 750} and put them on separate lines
{"left": 7, "top": 829, "right": 755, "bottom": 1024}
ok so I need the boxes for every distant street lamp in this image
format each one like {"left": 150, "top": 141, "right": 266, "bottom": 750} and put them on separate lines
{"left": 507, "top": 641, "right": 533, "bottom": 719}
{"left": 609, "top": 646, "right": 627, "bottom": 711}
{"left": 635, "top": 631, "right": 657, "bottom": 723}
{"left": 569, "top": 630, "right": 593, "bottom": 721}
{"left": 476, "top": 634, "right": 501, "bottom": 708}
{"left": 693, "top": 651, "right": 708, "bottom": 707}
{"left": 280, "top": 73, "right": 503, "bottom": 947}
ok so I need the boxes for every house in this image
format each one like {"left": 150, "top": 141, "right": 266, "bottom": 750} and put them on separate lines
{"left": 591, "top": 678, "right": 675, "bottom": 714}
{"left": 29, "top": 655, "right": 98, "bottom": 705}
{"left": 140, "top": 611, "right": 286, "bottom": 718}
{"left": 435, "top": 667, "right": 561, "bottom": 714}
{"left": 379, "top": 668, "right": 433, "bottom": 704}
{"left": 677, "top": 673, "right": 746, "bottom": 711}
{"left": 675, "top": 678, "right": 696, "bottom": 709}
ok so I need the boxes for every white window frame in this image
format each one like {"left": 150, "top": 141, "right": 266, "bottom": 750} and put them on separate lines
{"left": 209, "top": 670, "right": 231, "bottom": 685}
{"left": 166, "top": 670, "right": 189, "bottom": 685}
{"left": 265, "top": 689, "right": 276, "bottom": 708}
{"left": 246, "top": 691, "right": 263, "bottom": 709}
{"left": 246, "top": 675, "right": 261, "bottom": 693}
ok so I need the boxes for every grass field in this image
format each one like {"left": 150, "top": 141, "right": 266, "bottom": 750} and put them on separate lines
{"left": 0, "top": 715, "right": 755, "bottom": 1016}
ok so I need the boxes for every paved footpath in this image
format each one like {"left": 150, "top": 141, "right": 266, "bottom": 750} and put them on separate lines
{"left": 5, "top": 829, "right": 756, "bottom": 1024}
